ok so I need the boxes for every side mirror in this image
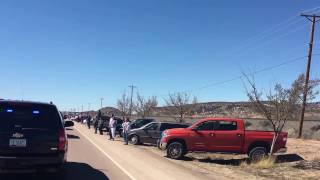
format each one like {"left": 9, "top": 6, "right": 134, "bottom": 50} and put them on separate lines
{"left": 65, "top": 121, "right": 74, "bottom": 128}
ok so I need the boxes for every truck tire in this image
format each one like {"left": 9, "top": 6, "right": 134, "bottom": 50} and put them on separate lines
{"left": 130, "top": 135, "right": 140, "bottom": 145}
{"left": 249, "top": 147, "right": 267, "bottom": 162}
{"left": 167, "top": 142, "right": 185, "bottom": 160}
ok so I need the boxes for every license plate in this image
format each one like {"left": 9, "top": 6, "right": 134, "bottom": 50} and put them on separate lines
{"left": 9, "top": 139, "right": 27, "bottom": 147}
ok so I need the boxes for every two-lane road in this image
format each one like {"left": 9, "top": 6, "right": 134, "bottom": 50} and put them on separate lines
{"left": 0, "top": 124, "right": 224, "bottom": 180}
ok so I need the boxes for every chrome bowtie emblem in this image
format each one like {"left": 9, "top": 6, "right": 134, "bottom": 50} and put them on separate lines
{"left": 12, "top": 133, "right": 24, "bottom": 138}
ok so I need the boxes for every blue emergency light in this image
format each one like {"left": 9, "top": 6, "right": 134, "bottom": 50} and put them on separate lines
{"left": 33, "top": 110, "right": 40, "bottom": 114}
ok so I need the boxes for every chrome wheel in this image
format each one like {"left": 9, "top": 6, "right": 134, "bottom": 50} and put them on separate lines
{"left": 167, "top": 142, "right": 184, "bottom": 159}
{"left": 130, "top": 135, "right": 139, "bottom": 145}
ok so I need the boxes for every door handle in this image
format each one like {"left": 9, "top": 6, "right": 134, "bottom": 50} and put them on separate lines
{"left": 210, "top": 133, "right": 215, "bottom": 137}
{"left": 236, "top": 133, "right": 242, "bottom": 137}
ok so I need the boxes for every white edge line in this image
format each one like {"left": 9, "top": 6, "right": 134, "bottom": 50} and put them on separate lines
{"left": 74, "top": 126, "right": 137, "bottom": 180}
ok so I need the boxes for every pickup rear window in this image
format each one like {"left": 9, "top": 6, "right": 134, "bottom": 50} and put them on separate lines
{"left": 0, "top": 104, "right": 63, "bottom": 131}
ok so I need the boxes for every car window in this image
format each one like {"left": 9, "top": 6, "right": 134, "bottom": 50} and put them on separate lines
{"left": 215, "top": 121, "right": 237, "bottom": 131}
{"left": 160, "top": 123, "right": 172, "bottom": 131}
{"left": 0, "top": 104, "right": 63, "bottom": 131}
{"left": 196, "top": 121, "right": 214, "bottom": 131}
{"left": 145, "top": 123, "right": 158, "bottom": 130}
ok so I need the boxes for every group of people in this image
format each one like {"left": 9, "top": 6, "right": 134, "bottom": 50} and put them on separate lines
{"left": 84, "top": 110, "right": 131, "bottom": 145}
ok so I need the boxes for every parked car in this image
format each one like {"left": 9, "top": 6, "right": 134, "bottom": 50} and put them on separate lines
{"left": 0, "top": 100, "right": 74, "bottom": 173}
{"left": 129, "top": 122, "right": 189, "bottom": 145}
{"left": 129, "top": 118, "right": 155, "bottom": 130}
{"left": 159, "top": 118, "right": 287, "bottom": 161}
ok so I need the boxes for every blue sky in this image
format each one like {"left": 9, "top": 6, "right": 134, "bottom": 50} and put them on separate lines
{"left": 0, "top": 0, "right": 320, "bottom": 111}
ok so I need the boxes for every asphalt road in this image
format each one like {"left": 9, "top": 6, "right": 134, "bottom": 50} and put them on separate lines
{"left": 0, "top": 123, "right": 223, "bottom": 180}
{"left": 0, "top": 127, "right": 130, "bottom": 180}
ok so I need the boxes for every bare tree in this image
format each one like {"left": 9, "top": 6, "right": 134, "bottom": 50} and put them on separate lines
{"left": 290, "top": 74, "right": 320, "bottom": 120}
{"left": 134, "top": 93, "right": 158, "bottom": 118}
{"left": 244, "top": 74, "right": 299, "bottom": 155}
{"left": 164, "top": 92, "right": 198, "bottom": 123}
{"left": 117, "top": 92, "right": 130, "bottom": 120}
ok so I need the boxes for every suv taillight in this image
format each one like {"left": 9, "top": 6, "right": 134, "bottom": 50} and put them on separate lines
{"left": 58, "top": 130, "right": 66, "bottom": 151}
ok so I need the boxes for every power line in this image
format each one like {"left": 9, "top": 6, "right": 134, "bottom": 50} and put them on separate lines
{"left": 159, "top": 54, "right": 320, "bottom": 99}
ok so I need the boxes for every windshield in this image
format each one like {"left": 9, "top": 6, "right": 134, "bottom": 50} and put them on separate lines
{"left": 0, "top": 104, "right": 63, "bottom": 131}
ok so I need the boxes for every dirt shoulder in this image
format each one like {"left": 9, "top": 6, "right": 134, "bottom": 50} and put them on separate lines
{"left": 139, "top": 138, "right": 320, "bottom": 180}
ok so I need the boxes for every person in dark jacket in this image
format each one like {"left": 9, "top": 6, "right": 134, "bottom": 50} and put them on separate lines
{"left": 97, "top": 111, "right": 104, "bottom": 135}
{"left": 87, "top": 115, "right": 91, "bottom": 129}
{"left": 94, "top": 110, "right": 102, "bottom": 134}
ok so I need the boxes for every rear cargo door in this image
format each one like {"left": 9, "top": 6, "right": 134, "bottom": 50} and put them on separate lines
{"left": 0, "top": 104, "right": 63, "bottom": 156}
{"left": 143, "top": 123, "right": 159, "bottom": 144}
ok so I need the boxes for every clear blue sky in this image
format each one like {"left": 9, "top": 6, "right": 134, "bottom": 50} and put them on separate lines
{"left": 0, "top": 0, "right": 320, "bottom": 111}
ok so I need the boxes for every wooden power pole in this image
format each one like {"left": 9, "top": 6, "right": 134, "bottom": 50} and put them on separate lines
{"left": 298, "top": 14, "right": 320, "bottom": 138}
{"left": 128, "top": 85, "right": 137, "bottom": 117}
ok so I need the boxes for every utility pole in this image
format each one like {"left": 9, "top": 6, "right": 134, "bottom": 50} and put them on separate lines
{"left": 128, "top": 85, "right": 137, "bottom": 117}
{"left": 88, "top": 103, "right": 91, "bottom": 111}
{"left": 81, "top": 105, "right": 83, "bottom": 113}
{"left": 298, "top": 14, "right": 320, "bottom": 138}
{"left": 100, "top": 98, "right": 104, "bottom": 109}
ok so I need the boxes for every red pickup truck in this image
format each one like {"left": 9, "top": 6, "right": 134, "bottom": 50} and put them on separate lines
{"left": 159, "top": 118, "right": 287, "bottom": 161}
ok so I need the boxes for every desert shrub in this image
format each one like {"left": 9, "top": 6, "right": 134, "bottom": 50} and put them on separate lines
{"left": 287, "top": 128, "right": 297, "bottom": 138}
{"left": 312, "top": 130, "right": 320, "bottom": 140}
{"left": 311, "top": 124, "right": 320, "bottom": 132}
{"left": 244, "top": 121, "right": 252, "bottom": 128}
{"left": 302, "top": 131, "right": 314, "bottom": 139}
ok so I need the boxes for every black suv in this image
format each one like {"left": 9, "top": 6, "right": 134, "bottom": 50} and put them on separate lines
{"left": 0, "top": 100, "right": 74, "bottom": 173}
{"left": 129, "top": 122, "right": 189, "bottom": 145}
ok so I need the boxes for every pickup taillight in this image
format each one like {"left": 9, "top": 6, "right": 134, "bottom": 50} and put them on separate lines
{"left": 58, "top": 130, "right": 66, "bottom": 151}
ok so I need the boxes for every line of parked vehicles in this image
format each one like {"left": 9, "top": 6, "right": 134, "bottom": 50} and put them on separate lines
{"left": 0, "top": 99, "right": 288, "bottom": 175}
{"left": 75, "top": 114, "right": 288, "bottom": 162}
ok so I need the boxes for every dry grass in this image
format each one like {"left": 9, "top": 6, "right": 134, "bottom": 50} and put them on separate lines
{"left": 240, "top": 157, "right": 276, "bottom": 169}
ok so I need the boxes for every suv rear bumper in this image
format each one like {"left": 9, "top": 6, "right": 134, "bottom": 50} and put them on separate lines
{"left": 0, "top": 153, "right": 65, "bottom": 170}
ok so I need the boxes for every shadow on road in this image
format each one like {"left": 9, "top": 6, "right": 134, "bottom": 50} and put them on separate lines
{"left": 178, "top": 154, "right": 304, "bottom": 166}
{"left": 67, "top": 134, "right": 80, "bottom": 139}
{"left": 199, "top": 158, "right": 247, "bottom": 166}
{"left": 275, "top": 154, "right": 304, "bottom": 163}
{"left": 0, "top": 162, "right": 109, "bottom": 180}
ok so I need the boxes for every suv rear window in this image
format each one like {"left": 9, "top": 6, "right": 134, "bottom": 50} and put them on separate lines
{"left": 0, "top": 104, "right": 63, "bottom": 131}
{"left": 160, "top": 123, "right": 188, "bottom": 131}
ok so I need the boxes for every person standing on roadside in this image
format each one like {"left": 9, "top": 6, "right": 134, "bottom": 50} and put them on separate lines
{"left": 98, "top": 111, "right": 104, "bottom": 135}
{"left": 87, "top": 114, "right": 91, "bottom": 129}
{"left": 122, "top": 117, "right": 130, "bottom": 145}
{"left": 109, "top": 114, "right": 116, "bottom": 140}
{"left": 94, "top": 111, "right": 101, "bottom": 134}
